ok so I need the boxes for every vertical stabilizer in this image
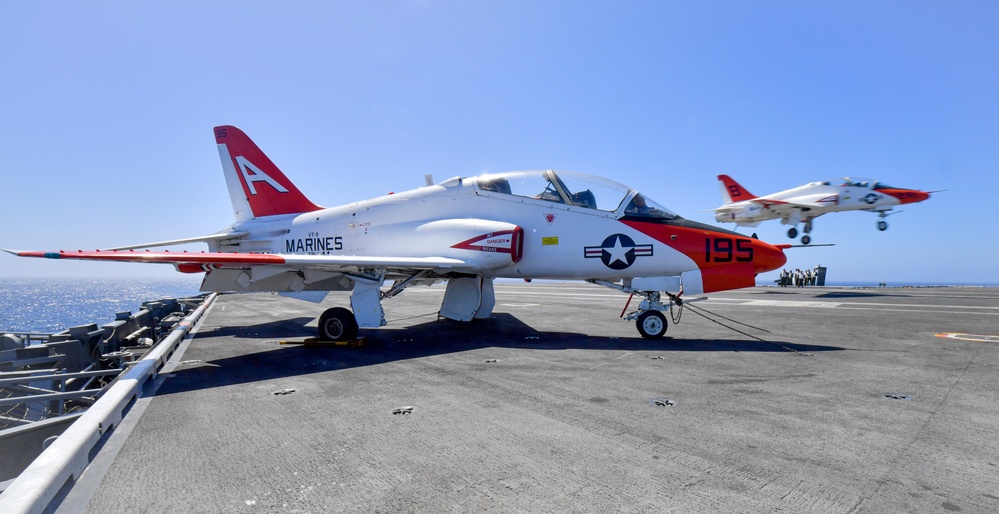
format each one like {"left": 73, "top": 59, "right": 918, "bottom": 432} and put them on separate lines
{"left": 717, "top": 174, "right": 757, "bottom": 204}
{"left": 214, "top": 126, "right": 323, "bottom": 220}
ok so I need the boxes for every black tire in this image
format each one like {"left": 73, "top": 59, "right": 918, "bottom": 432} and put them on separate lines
{"left": 877, "top": 220, "right": 888, "bottom": 231}
{"left": 636, "top": 311, "right": 667, "bottom": 339}
{"left": 801, "top": 235, "right": 812, "bottom": 245}
{"left": 787, "top": 227, "right": 798, "bottom": 239}
{"left": 318, "top": 307, "right": 358, "bottom": 341}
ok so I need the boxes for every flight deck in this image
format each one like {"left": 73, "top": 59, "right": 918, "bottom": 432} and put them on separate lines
{"left": 50, "top": 284, "right": 999, "bottom": 512}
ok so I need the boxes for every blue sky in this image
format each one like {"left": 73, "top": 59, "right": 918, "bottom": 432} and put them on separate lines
{"left": 1, "top": 2, "right": 996, "bottom": 285}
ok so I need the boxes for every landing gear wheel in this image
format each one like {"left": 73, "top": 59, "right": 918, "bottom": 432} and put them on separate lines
{"left": 801, "top": 235, "right": 812, "bottom": 245}
{"left": 877, "top": 220, "right": 888, "bottom": 231}
{"left": 787, "top": 227, "right": 798, "bottom": 239}
{"left": 636, "top": 311, "right": 668, "bottom": 339}
{"left": 318, "top": 307, "right": 358, "bottom": 341}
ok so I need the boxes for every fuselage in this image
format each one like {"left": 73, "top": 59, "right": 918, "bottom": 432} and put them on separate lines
{"left": 214, "top": 170, "right": 787, "bottom": 286}
{"left": 716, "top": 177, "right": 930, "bottom": 225}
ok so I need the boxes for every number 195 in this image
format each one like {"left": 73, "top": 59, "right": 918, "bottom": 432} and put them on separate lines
{"left": 705, "top": 238, "right": 753, "bottom": 262}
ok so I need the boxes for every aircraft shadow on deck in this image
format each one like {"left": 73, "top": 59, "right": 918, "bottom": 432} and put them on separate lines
{"left": 814, "top": 291, "right": 904, "bottom": 299}
{"left": 754, "top": 290, "right": 906, "bottom": 299}
{"left": 193, "top": 317, "right": 316, "bottom": 339}
{"left": 156, "top": 314, "right": 843, "bottom": 395}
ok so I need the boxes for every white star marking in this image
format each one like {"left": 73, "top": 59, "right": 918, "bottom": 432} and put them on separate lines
{"left": 605, "top": 236, "right": 631, "bottom": 266}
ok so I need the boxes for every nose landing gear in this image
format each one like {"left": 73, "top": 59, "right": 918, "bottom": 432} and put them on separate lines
{"left": 636, "top": 311, "right": 667, "bottom": 338}
{"left": 622, "top": 291, "right": 683, "bottom": 339}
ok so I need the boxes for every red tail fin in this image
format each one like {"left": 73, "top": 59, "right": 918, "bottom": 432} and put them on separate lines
{"left": 214, "top": 125, "right": 322, "bottom": 219}
{"left": 717, "top": 174, "right": 757, "bottom": 204}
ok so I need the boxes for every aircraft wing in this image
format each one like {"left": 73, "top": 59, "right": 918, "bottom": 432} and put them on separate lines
{"left": 2, "top": 249, "right": 469, "bottom": 274}
{"left": 100, "top": 232, "right": 249, "bottom": 251}
{"left": 752, "top": 193, "right": 837, "bottom": 211}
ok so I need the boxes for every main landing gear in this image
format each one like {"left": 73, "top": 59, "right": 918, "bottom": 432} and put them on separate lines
{"left": 319, "top": 307, "right": 358, "bottom": 341}
{"left": 314, "top": 272, "right": 495, "bottom": 342}
{"left": 787, "top": 220, "right": 814, "bottom": 245}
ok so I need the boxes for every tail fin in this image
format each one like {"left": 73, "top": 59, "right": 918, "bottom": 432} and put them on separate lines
{"left": 717, "top": 174, "right": 757, "bottom": 204}
{"left": 214, "top": 125, "right": 323, "bottom": 220}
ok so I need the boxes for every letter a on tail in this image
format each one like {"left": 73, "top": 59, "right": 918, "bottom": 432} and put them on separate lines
{"left": 215, "top": 125, "right": 322, "bottom": 220}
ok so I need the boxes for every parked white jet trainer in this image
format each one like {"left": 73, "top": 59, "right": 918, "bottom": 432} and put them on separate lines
{"left": 713, "top": 174, "right": 932, "bottom": 245}
{"left": 6, "top": 126, "right": 788, "bottom": 340}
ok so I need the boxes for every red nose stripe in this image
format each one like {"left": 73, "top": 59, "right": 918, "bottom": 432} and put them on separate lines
{"left": 621, "top": 220, "right": 787, "bottom": 275}
{"left": 880, "top": 188, "right": 930, "bottom": 205}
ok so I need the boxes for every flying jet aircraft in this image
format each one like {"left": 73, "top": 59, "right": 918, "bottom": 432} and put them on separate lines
{"left": 5, "top": 126, "right": 788, "bottom": 340}
{"left": 713, "top": 174, "right": 932, "bottom": 245}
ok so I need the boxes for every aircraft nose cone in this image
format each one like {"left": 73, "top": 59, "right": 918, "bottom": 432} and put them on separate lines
{"left": 901, "top": 190, "right": 930, "bottom": 204}
{"left": 754, "top": 240, "right": 787, "bottom": 274}
{"left": 885, "top": 188, "right": 930, "bottom": 204}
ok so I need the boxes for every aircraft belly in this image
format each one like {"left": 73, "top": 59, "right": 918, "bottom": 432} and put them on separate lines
{"left": 200, "top": 268, "right": 352, "bottom": 293}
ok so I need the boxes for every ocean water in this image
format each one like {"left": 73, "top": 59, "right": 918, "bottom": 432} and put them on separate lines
{"left": 0, "top": 277, "right": 204, "bottom": 334}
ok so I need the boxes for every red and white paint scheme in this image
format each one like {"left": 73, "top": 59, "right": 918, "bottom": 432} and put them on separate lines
{"left": 713, "top": 174, "right": 933, "bottom": 245}
{"left": 5, "top": 126, "right": 788, "bottom": 340}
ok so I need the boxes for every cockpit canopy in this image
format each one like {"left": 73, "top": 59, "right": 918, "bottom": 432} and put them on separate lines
{"left": 837, "top": 177, "right": 894, "bottom": 189}
{"left": 809, "top": 177, "right": 894, "bottom": 189}
{"left": 475, "top": 170, "right": 679, "bottom": 220}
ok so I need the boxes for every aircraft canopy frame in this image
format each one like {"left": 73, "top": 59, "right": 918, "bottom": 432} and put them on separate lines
{"left": 474, "top": 170, "right": 679, "bottom": 221}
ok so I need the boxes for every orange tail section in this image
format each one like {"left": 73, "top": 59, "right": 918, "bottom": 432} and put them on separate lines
{"left": 717, "top": 174, "right": 757, "bottom": 204}
{"left": 214, "top": 125, "right": 323, "bottom": 220}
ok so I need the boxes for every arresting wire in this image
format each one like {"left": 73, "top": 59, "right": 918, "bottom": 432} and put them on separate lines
{"left": 684, "top": 301, "right": 771, "bottom": 334}
{"left": 387, "top": 311, "right": 440, "bottom": 323}
{"left": 681, "top": 301, "right": 803, "bottom": 354}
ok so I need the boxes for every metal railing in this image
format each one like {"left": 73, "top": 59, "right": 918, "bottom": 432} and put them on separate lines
{"left": 0, "top": 293, "right": 218, "bottom": 514}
